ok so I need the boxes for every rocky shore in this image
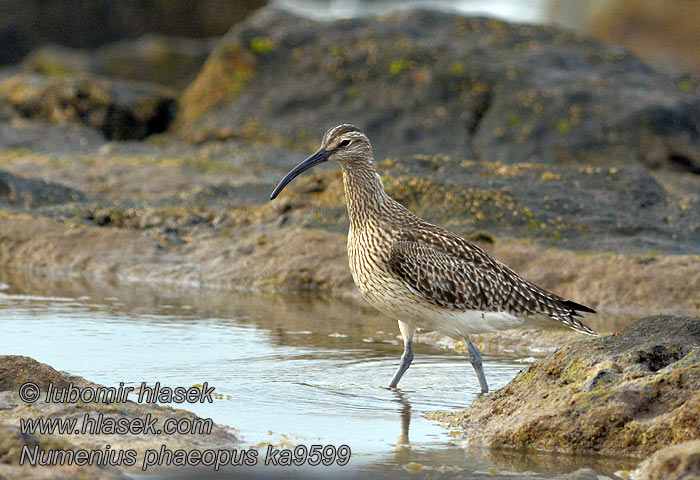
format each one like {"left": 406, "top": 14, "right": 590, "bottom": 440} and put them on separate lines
{"left": 0, "top": 355, "right": 238, "bottom": 480}
{"left": 0, "top": 3, "right": 699, "bottom": 478}
{"left": 430, "top": 315, "right": 700, "bottom": 479}
{"left": 0, "top": 8, "right": 696, "bottom": 306}
{"left": 633, "top": 440, "right": 700, "bottom": 480}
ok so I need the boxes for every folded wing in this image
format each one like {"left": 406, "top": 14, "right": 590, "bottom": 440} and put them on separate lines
{"left": 387, "top": 235, "right": 597, "bottom": 335}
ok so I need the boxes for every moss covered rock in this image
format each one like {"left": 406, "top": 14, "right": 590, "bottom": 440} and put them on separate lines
{"left": 175, "top": 7, "right": 700, "bottom": 173}
{"left": 0, "top": 73, "right": 176, "bottom": 140}
{"left": 0, "top": 355, "right": 238, "bottom": 479}
{"left": 436, "top": 315, "right": 700, "bottom": 457}
{"left": 633, "top": 439, "right": 700, "bottom": 480}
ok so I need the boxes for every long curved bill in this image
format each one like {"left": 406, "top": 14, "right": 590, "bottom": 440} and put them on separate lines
{"left": 270, "top": 148, "right": 330, "bottom": 200}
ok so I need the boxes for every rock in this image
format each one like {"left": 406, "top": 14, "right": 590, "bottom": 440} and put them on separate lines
{"left": 588, "top": 0, "right": 700, "bottom": 73}
{"left": 22, "top": 36, "right": 217, "bottom": 90}
{"left": 439, "top": 315, "right": 700, "bottom": 457}
{"left": 20, "top": 44, "right": 97, "bottom": 78}
{"left": 371, "top": 154, "right": 699, "bottom": 254}
{"left": 633, "top": 440, "right": 700, "bottom": 480}
{"left": 562, "top": 469, "right": 600, "bottom": 480}
{"left": 0, "top": 74, "right": 176, "bottom": 140}
{"left": 0, "top": 121, "right": 107, "bottom": 154}
{"left": 175, "top": 7, "right": 700, "bottom": 174}
{"left": 96, "top": 35, "right": 217, "bottom": 90}
{"left": 0, "top": 424, "right": 129, "bottom": 479}
{"left": 0, "top": 355, "right": 89, "bottom": 391}
{"left": 0, "top": 0, "right": 265, "bottom": 65}
{"left": 0, "top": 170, "right": 84, "bottom": 208}
{"left": 0, "top": 355, "right": 238, "bottom": 479}
{"left": 0, "top": 125, "right": 697, "bottom": 315}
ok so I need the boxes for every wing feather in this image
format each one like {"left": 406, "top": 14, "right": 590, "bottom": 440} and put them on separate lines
{"left": 387, "top": 234, "right": 597, "bottom": 335}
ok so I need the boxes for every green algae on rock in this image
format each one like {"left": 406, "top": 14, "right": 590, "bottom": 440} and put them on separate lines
{"left": 434, "top": 315, "right": 700, "bottom": 457}
{"left": 0, "top": 73, "right": 176, "bottom": 140}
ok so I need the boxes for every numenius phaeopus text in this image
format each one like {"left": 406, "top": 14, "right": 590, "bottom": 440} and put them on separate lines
{"left": 270, "top": 124, "right": 596, "bottom": 393}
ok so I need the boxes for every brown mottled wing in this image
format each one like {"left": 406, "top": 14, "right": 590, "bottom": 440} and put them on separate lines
{"left": 387, "top": 236, "right": 597, "bottom": 335}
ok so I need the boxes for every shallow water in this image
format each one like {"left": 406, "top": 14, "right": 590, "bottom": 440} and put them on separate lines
{"left": 0, "top": 272, "right": 635, "bottom": 479}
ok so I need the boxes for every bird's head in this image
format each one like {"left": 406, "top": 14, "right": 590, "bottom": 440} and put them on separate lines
{"left": 270, "top": 124, "right": 372, "bottom": 200}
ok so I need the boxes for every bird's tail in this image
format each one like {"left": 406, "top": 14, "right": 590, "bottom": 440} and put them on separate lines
{"left": 559, "top": 300, "right": 598, "bottom": 336}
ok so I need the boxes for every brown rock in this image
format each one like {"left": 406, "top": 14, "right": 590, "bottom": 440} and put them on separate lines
{"left": 0, "top": 355, "right": 89, "bottom": 392}
{"left": 633, "top": 440, "right": 700, "bottom": 480}
{"left": 0, "top": 356, "right": 238, "bottom": 479}
{"left": 440, "top": 315, "right": 700, "bottom": 457}
{"left": 0, "top": 426, "right": 128, "bottom": 479}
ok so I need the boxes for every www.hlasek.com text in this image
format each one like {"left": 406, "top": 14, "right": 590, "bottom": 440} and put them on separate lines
{"left": 20, "top": 444, "right": 352, "bottom": 470}
{"left": 20, "top": 412, "right": 213, "bottom": 436}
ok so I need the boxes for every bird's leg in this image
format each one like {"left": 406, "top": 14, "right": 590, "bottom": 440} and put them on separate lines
{"left": 389, "top": 341, "right": 413, "bottom": 388}
{"left": 389, "top": 321, "right": 416, "bottom": 388}
{"left": 466, "top": 340, "right": 489, "bottom": 393}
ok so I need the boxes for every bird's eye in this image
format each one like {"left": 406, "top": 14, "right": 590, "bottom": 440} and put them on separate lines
{"left": 339, "top": 139, "right": 351, "bottom": 147}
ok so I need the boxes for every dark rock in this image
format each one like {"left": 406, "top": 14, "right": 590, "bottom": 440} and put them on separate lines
{"left": 439, "top": 315, "right": 700, "bottom": 457}
{"left": 93, "top": 212, "right": 111, "bottom": 226}
{"left": 22, "top": 36, "right": 217, "bottom": 90}
{"left": 96, "top": 35, "right": 216, "bottom": 90}
{"left": 175, "top": 7, "right": 700, "bottom": 174}
{"left": 0, "top": 170, "right": 84, "bottom": 208}
{"left": 0, "top": 0, "right": 265, "bottom": 65}
{"left": 0, "top": 74, "right": 176, "bottom": 140}
{"left": 283, "top": 153, "right": 700, "bottom": 253}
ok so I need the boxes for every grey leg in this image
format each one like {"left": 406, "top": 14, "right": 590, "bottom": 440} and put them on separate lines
{"left": 389, "top": 341, "right": 413, "bottom": 388}
{"left": 389, "top": 321, "right": 416, "bottom": 388}
{"left": 467, "top": 340, "right": 489, "bottom": 393}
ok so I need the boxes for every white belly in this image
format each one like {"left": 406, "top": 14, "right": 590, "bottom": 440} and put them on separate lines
{"left": 398, "top": 300, "right": 524, "bottom": 338}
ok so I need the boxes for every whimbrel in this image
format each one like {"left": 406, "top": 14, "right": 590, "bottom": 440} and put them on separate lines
{"left": 270, "top": 124, "right": 596, "bottom": 393}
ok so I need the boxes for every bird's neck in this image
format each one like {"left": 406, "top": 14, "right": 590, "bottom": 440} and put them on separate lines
{"left": 341, "top": 161, "right": 389, "bottom": 229}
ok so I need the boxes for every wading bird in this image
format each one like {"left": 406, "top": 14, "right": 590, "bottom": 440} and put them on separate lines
{"left": 270, "top": 125, "right": 596, "bottom": 393}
